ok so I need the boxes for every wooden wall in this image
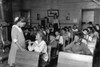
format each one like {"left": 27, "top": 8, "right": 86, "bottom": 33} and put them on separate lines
{"left": 12, "top": 0, "right": 100, "bottom": 27}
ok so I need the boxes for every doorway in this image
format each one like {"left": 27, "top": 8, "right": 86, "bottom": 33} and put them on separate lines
{"left": 80, "top": 9, "right": 95, "bottom": 29}
{"left": 82, "top": 9, "right": 94, "bottom": 24}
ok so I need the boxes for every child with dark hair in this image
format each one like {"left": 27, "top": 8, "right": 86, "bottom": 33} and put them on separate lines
{"left": 48, "top": 33, "right": 58, "bottom": 61}
{"left": 55, "top": 30, "right": 63, "bottom": 51}
{"left": 72, "top": 24, "right": 79, "bottom": 40}
{"left": 63, "top": 32, "right": 91, "bottom": 55}
{"left": 68, "top": 26, "right": 73, "bottom": 43}
{"left": 88, "top": 21, "right": 93, "bottom": 27}
{"left": 61, "top": 28, "right": 70, "bottom": 49}
{"left": 72, "top": 24, "right": 78, "bottom": 32}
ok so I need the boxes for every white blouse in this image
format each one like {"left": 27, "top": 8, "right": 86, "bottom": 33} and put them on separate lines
{"left": 56, "top": 35, "right": 63, "bottom": 45}
{"left": 28, "top": 40, "right": 48, "bottom": 61}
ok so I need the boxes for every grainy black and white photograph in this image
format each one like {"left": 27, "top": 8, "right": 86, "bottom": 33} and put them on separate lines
{"left": 0, "top": 0, "right": 100, "bottom": 67}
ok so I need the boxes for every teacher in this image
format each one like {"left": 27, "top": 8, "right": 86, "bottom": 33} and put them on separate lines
{"left": 8, "top": 17, "right": 26, "bottom": 67}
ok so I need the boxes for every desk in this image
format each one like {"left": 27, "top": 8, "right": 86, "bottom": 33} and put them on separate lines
{"left": 57, "top": 52, "right": 93, "bottom": 67}
{"left": 15, "top": 50, "right": 39, "bottom": 67}
{"left": 88, "top": 42, "right": 96, "bottom": 54}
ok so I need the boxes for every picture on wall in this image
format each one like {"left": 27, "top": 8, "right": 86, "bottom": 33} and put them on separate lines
{"left": 47, "top": 9, "right": 59, "bottom": 17}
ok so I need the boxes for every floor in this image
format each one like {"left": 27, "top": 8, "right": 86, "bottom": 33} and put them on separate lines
{"left": 0, "top": 48, "right": 10, "bottom": 67}
{"left": 0, "top": 58, "right": 58, "bottom": 67}
{"left": 0, "top": 61, "right": 10, "bottom": 67}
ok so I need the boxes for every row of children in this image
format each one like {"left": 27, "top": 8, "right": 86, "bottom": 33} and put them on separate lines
{"left": 25, "top": 22, "right": 99, "bottom": 54}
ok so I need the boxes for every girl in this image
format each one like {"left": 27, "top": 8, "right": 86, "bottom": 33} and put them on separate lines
{"left": 28, "top": 31, "right": 48, "bottom": 67}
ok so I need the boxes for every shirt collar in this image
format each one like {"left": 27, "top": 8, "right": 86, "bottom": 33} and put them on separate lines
{"left": 13, "top": 25, "right": 22, "bottom": 32}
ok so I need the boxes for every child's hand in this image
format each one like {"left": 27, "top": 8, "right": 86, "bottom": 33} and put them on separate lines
{"left": 28, "top": 45, "right": 33, "bottom": 51}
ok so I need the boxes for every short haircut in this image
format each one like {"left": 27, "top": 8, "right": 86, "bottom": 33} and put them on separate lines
{"left": 88, "top": 21, "right": 93, "bottom": 25}
{"left": 37, "top": 31, "right": 44, "bottom": 40}
{"left": 75, "top": 32, "right": 84, "bottom": 38}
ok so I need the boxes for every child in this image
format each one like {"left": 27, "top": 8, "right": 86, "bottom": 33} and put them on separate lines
{"left": 28, "top": 31, "right": 48, "bottom": 67}
{"left": 49, "top": 33, "right": 58, "bottom": 59}
{"left": 55, "top": 31, "right": 63, "bottom": 51}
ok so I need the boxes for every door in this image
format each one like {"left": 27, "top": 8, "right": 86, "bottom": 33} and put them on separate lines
{"left": 94, "top": 9, "right": 100, "bottom": 25}
{"left": 82, "top": 9, "right": 94, "bottom": 24}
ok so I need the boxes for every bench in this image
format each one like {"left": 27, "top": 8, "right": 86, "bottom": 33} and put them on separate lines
{"left": 15, "top": 50, "right": 39, "bottom": 67}
{"left": 57, "top": 52, "right": 93, "bottom": 67}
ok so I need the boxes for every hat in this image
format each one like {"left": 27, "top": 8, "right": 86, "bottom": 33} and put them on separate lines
{"left": 14, "top": 17, "right": 20, "bottom": 23}
{"left": 14, "top": 17, "right": 26, "bottom": 23}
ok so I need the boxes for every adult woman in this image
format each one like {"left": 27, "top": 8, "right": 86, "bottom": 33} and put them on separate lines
{"left": 8, "top": 17, "right": 26, "bottom": 67}
{"left": 28, "top": 31, "right": 48, "bottom": 67}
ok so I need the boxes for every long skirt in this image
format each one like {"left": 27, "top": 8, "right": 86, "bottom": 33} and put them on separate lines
{"left": 8, "top": 43, "right": 18, "bottom": 66}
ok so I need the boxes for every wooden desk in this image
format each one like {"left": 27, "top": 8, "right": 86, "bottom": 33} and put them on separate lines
{"left": 57, "top": 52, "right": 93, "bottom": 67}
{"left": 15, "top": 50, "right": 39, "bottom": 67}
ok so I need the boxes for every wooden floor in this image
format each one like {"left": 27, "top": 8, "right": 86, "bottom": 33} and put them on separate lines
{"left": 0, "top": 60, "right": 10, "bottom": 67}
{"left": 0, "top": 57, "right": 58, "bottom": 67}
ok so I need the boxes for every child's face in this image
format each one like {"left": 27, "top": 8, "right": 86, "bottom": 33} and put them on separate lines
{"left": 34, "top": 27, "right": 37, "bottom": 31}
{"left": 55, "top": 32, "right": 59, "bottom": 36}
{"left": 96, "top": 25, "right": 99, "bottom": 30}
{"left": 61, "top": 30, "right": 65, "bottom": 34}
{"left": 83, "top": 30, "right": 88, "bottom": 35}
{"left": 36, "top": 33, "right": 41, "bottom": 40}
{"left": 47, "top": 29, "right": 50, "bottom": 33}
{"left": 74, "top": 35, "right": 79, "bottom": 42}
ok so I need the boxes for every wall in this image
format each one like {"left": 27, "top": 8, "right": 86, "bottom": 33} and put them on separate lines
{"left": 18, "top": 0, "right": 100, "bottom": 27}
{"left": 82, "top": 10, "right": 94, "bottom": 23}
{"left": 12, "top": 0, "right": 24, "bottom": 20}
